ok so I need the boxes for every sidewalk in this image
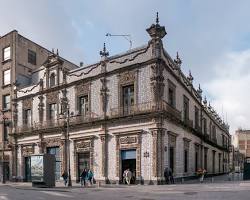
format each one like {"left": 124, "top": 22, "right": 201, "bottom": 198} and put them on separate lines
{"left": 0, "top": 181, "right": 135, "bottom": 191}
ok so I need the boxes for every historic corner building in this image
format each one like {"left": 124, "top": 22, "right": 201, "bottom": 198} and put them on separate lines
{"left": 11, "top": 17, "right": 231, "bottom": 184}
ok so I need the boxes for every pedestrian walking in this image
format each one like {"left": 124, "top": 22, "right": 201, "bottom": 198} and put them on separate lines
{"left": 80, "top": 168, "right": 87, "bottom": 187}
{"left": 169, "top": 168, "right": 174, "bottom": 184}
{"left": 61, "top": 170, "right": 68, "bottom": 186}
{"left": 87, "top": 169, "right": 94, "bottom": 185}
{"left": 164, "top": 167, "right": 170, "bottom": 184}
{"left": 123, "top": 168, "right": 132, "bottom": 185}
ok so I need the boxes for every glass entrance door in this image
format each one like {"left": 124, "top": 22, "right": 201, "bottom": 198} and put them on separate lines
{"left": 121, "top": 149, "right": 136, "bottom": 184}
{"left": 25, "top": 157, "right": 31, "bottom": 182}
{"left": 77, "top": 152, "right": 90, "bottom": 181}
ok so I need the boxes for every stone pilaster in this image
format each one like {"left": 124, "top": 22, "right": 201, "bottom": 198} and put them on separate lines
{"left": 150, "top": 128, "right": 164, "bottom": 182}
{"left": 100, "top": 133, "right": 107, "bottom": 179}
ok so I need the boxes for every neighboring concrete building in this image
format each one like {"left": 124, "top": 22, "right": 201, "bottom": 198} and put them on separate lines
{"left": 229, "top": 144, "right": 245, "bottom": 172}
{"left": 13, "top": 16, "right": 230, "bottom": 184}
{"left": 233, "top": 129, "right": 250, "bottom": 157}
{"left": 0, "top": 30, "right": 78, "bottom": 181}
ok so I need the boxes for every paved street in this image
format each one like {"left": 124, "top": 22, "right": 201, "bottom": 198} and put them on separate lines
{"left": 0, "top": 174, "right": 249, "bottom": 200}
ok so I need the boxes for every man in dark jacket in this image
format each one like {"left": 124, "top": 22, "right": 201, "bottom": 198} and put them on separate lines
{"left": 164, "top": 167, "right": 170, "bottom": 184}
{"left": 80, "top": 169, "right": 87, "bottom": 187}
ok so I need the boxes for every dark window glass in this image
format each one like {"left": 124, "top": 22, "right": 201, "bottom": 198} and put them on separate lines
{"left": 195, "top": 106, "right": 199, "bottom": 129}
{"left": 3, "top": 124, "right": 9, "bottom": 142}
{"left": 122, "top": 85, "right": 134, "bottom": 115}
{"left": 184, "top": 150, "right": 188, "bottom": 173}
{"left": 183, "top": 96, "right": 189, "bottom": 121}
{"left": 168, "top": 87, "right": 175, "bottom": 107}
{"left": 3, "top": 95, "right": 10, "bottom": 110}
{"left": 50, "top": 73, "right": 56, "bottom": 87}
{"left": 203, "top": 118, "right": 207, "bottom": 134}
{"left": 28, "top": 49, "right": 36, "bottom": 65}
{"left": 24, "top": 109, "right": 32, "bottom": 126}
{"left": 169, "top": 147, "right": 174, "bottom": 173}
{"left": 195, "top": 151, "right": 198, "bottom": 172}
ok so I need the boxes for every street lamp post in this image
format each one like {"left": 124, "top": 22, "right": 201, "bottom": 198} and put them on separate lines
{"left": 66, "top": 105, "right": 72, "bottom": 187}
{"left": 61, "top": 87, "right": 72, "bottom": 187}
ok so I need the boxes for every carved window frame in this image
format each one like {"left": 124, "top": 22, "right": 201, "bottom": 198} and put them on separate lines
{"left": 46, "top": 91, "right": 59, "bottom": 121}
{"left": 113, "top": 130, "right": 142, "bottom": 183}
{"left": 117, "top": 70, "right": 138, "bottom": 114}
{"left": 72, "top": 136, "right": 95, "bottom": 181}
{"left": 167, "top": 79, "right": 176, "bottom": 108}
{"left": 22, "top": 98, "right": 33, "bottom": 127}
{"left": 167, "top": 131, "right": 177, "bottom": 174}
{"left": 74, "top": 83, "right": 91, "bottom": 116}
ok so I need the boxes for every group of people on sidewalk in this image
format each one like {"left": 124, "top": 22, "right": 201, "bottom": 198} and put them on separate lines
{"left": 61, "top": 168, "right": 94, "bottom": 187}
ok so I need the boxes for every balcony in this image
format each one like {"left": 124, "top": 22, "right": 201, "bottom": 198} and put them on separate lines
{"left": 183, "top": 118, "right": 193, "bottom": 128}
{"left": 15, "top": 112, "right": 100, "bottom": 134}
{"left": 110, "top": 100, "right": 181, "bottom": 120}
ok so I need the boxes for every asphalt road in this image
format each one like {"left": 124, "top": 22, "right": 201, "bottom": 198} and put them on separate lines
{"left": 1, "top": 181, "right": 250, "bottom": 200}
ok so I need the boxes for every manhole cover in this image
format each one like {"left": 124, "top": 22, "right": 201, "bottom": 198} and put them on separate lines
{"left": 184, "top": 192, "right": 197, "bottom": 195}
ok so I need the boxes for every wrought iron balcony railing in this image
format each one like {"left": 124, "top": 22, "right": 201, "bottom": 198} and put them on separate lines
{"left": 110, "top": 100, "right": 182, "bottom": 120}
{"left": 16, "top": 112, "right": 100, "bottom": 133}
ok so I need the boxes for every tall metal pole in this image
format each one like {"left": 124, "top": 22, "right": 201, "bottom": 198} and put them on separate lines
{"left": 67, "top": 105, "right": 72, "bottom": 187}
{"left": 1, "top": 111, "right": 6, "bottom": 184}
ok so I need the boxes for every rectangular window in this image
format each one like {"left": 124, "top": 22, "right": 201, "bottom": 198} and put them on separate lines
{"left": 168, "top": 80, "right": 176, "bottom": 107}
{"left": 194, "top": 106, "right": 199, "bottom": 129}
{"left": 219, "top": 153, "right": 221, "bottom": 173}
{"left": 28, "top": 49, "right": 36, "bottom": 65}
{"left": 3, "top": 46, "right": 11, "bottom": 61}
{"left": 49, "top": 103, "right": 57, "bottom": 120}
{"left": 24, "top": 109, "right": 32, "bottom": 126}
{"left": 3, "top": 124, "right": 9, "bottom": 142}
{"left": 3, "top": 69, "right": 11, "bottom": 86}
{"left": 122, "top": 85, "right": 134, "bottom": 115}
{"left": 184, "top": 150, "right": 188, "bottom": 173}
{"left": 203, "top": 118, "right": 207, "bottom": 134}
{"left": 183, "top": 95, "right": 189, "bottom": 121}
{"left": 3, "top": 94, "right": 10, "bottom": 110}
{"left": 204, "top": 149, "right": 208, "bottom": 171}
{"left": 79, "top": 96, "right": 89, "bottom": 116}
{"left": 169, "top": 147, "right": 174, "bottom": 173}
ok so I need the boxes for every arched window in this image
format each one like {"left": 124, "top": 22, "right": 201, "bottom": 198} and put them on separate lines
{"left": 50, "top": 73, "right": 56, "bottom": 87}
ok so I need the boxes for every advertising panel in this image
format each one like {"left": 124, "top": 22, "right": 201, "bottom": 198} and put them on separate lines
{"left": 31, "top": 155, "right": 44, "bottom": 182}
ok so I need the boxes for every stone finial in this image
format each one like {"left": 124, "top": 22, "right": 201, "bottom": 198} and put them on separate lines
{"left": 197, "top": 84, "right": 202, "bottom": 94}
{"left": 100, "top": 43, "right": 109, "bottom": 57}
{"left": 146, "top": 12, "right": 167, "bottom": 40}
{"left": 203, "top": 96, "right": 207, "bottom": 105}
{"left": 187, "top": 70, "right": 193, "bottom": 84}
{"left": 174, "top": 52, "right": 182, "bottom": 67}
{"left": 56, "top": 49, "right": 59, "bottom": 56}
{"left": 156, "top": 12, "right": 159, "bottom": 24}
{"left": 52, "top": 48, "right": 54, "bottom": 54}
{"left": 208, "top": 102, "right": 212, "bottom": 110}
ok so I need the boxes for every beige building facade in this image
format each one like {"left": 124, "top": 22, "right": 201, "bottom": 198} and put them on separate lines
{"left": 12, "top": 17, "right": 230, "bottom": 184}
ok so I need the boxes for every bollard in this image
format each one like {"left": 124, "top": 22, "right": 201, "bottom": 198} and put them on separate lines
{"left": 211, "top": 177, "right": 214, "bottom": 183}
{"left": 97, "top": 181, "right": 101, "bottom": 187}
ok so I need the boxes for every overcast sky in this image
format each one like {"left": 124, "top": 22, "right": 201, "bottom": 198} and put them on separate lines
{"left": 1, "top": 0, "right": 249, "bottom": 134}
